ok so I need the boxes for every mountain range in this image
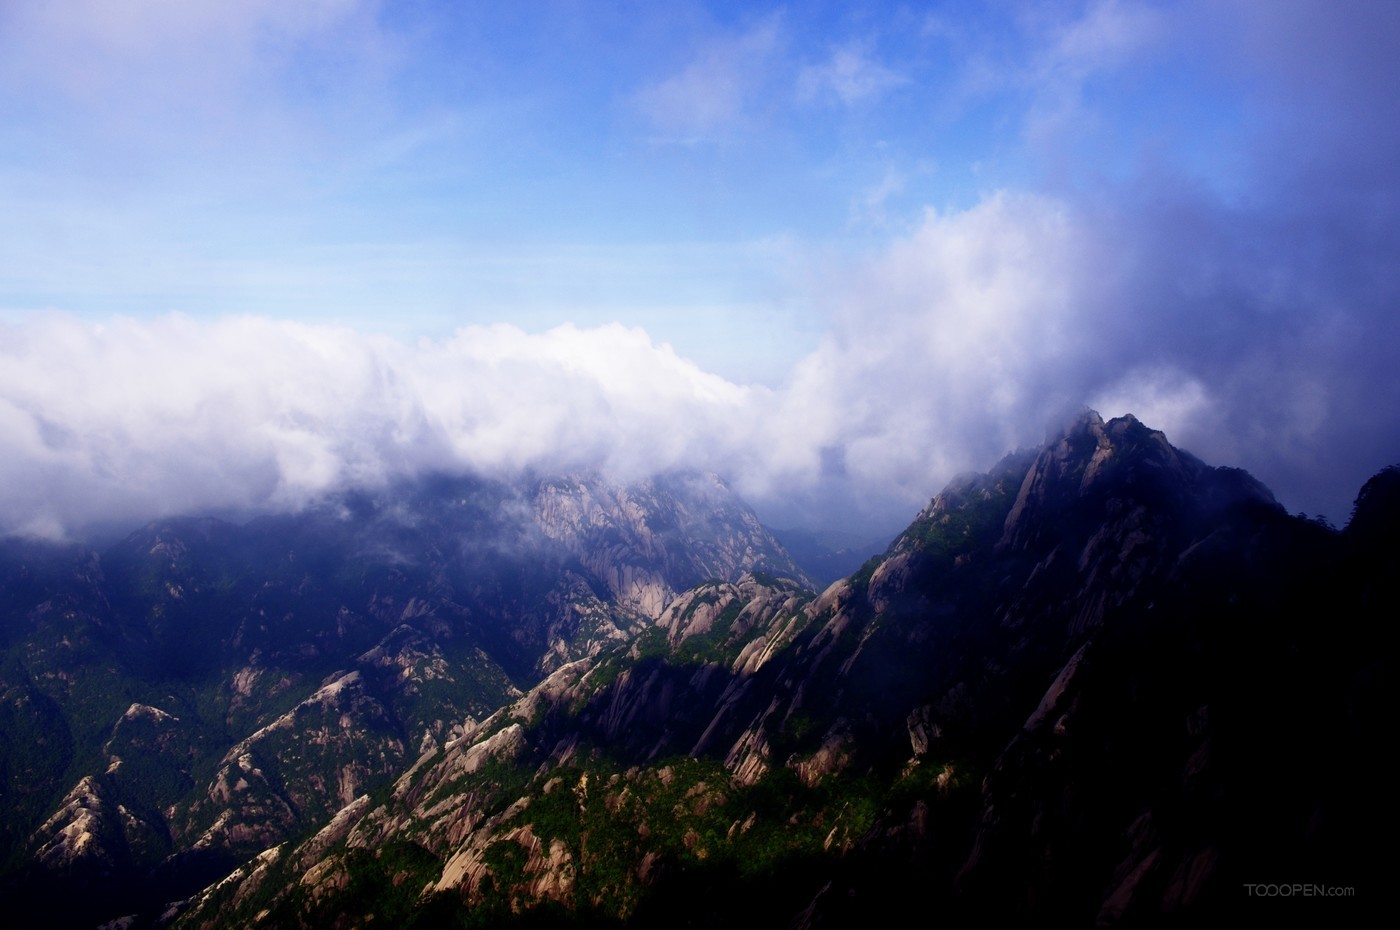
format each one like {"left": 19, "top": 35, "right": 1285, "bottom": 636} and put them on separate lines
{"left": 0, "top": 411, "right": 1389, "bottom": 927}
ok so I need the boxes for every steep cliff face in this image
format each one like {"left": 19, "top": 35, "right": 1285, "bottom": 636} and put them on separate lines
{"left": 188, "top": 412, "right": 1386, "bottom": 929}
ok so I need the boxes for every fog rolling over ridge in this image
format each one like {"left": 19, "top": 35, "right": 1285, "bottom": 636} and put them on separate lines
{"left": 3, "top": 188, "right": 1398, "bottom": 541}
{"left": 0, "top": 5, "right": 1395, "bottom": 926}
{"left": 2, "top": 1, "right": 1399, "bottom": 537}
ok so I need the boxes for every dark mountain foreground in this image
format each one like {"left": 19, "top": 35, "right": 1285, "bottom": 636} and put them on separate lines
{"left": 1, "top": 413, "right": 1391, "bottom": 927}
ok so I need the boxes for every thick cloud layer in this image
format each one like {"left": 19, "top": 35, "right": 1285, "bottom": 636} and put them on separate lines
{"left": 775, "top": 183, "right": 1400, "bottom": 530}
{"left": 0, "top": 317, "right": 767, "bottom": 537}
{"left": 3, "top": 165, "right": 1396, "bottom": 540}
{"left": 2, "top": 2, "right": 1398, "bottom": 538}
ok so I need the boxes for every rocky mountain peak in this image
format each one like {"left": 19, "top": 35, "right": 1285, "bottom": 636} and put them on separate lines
{"left": 997, "top": 409, "right": 1241, "bottom": 556}
{"left": 2, "top": 418, "right": 1387, "bottom": 929}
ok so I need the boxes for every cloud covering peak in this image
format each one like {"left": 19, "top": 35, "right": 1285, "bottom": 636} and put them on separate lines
{"left": 4, "top": 164, "right": 1396, "bottom": 540}
{"left": 2, "top": 2, "right": 1398, "bottom": 538}
{"left": 0, "top": 316, "right": 764, "bottom": 537}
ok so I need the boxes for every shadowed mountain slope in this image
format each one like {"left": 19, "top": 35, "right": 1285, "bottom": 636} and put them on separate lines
{"left": 0, "top": 470, "right": 805, "bottom": 928}
{"left": 173, "top": 411, "right": 1389, "bottom": 928}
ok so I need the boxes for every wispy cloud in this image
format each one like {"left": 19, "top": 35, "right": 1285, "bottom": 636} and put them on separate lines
{"left": 849, "top": 166, "right": 910, "bottom": 231}
{"left": 1021, "top": 0, "right": 1167, "bottom": 156}
{"left": 797, "top": 40, "right": 907, "bottom": 106}
{"left": 633, "top": 15, "right": 785, "bottom": 142}
{"left": 0, "top": 0, "right": 397, "bottom": 163}
{"left": 1032, "top": 0, "right": 1164, "bottom": 86}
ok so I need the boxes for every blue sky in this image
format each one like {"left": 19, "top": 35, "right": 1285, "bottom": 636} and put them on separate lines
{"left": 0, "top": 0, "right": 1224, "bottom": 360}
{"left": 1, "top": 1, "right": 1398, "bottom": 537}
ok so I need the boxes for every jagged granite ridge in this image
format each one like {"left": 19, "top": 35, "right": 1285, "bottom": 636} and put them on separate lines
{"left": 0, "top": 470, "right": 805, "bottom": 928}
{"left": 171, "top": 411, "right": 1390, "bottom": 928}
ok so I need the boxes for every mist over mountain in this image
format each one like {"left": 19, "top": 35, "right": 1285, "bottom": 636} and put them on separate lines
{"left": 0, "top": 410, "right": 1388, "bottom": 928}
{"left": 1, "top": 2, "right": 1396, "bottom": 925}
{"left": 3, "top": 263, "right": 1396, "bottom": 545}
{"left": 769, "top": 527, "right": 888, "bottom": 590}
{"left": 4, "top": 3, "right": 1399, "bottom": 541}
{"left": 0, "top": 467, "right": 806, "bottom": 924}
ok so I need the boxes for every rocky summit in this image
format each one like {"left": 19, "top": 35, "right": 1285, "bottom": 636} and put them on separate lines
{"left": 0, "top": 415, "right": 1390, "bottom": 928}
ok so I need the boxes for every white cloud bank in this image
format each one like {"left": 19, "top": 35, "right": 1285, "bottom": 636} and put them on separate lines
{"left": 0, "top": 316, "right": 767, "bottom": 537}
{"left": 4, "top": 0, "right": 1398, "bottom": 540}
{"left": 5, "top": 173, "right": 1395, "bottom": 539}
